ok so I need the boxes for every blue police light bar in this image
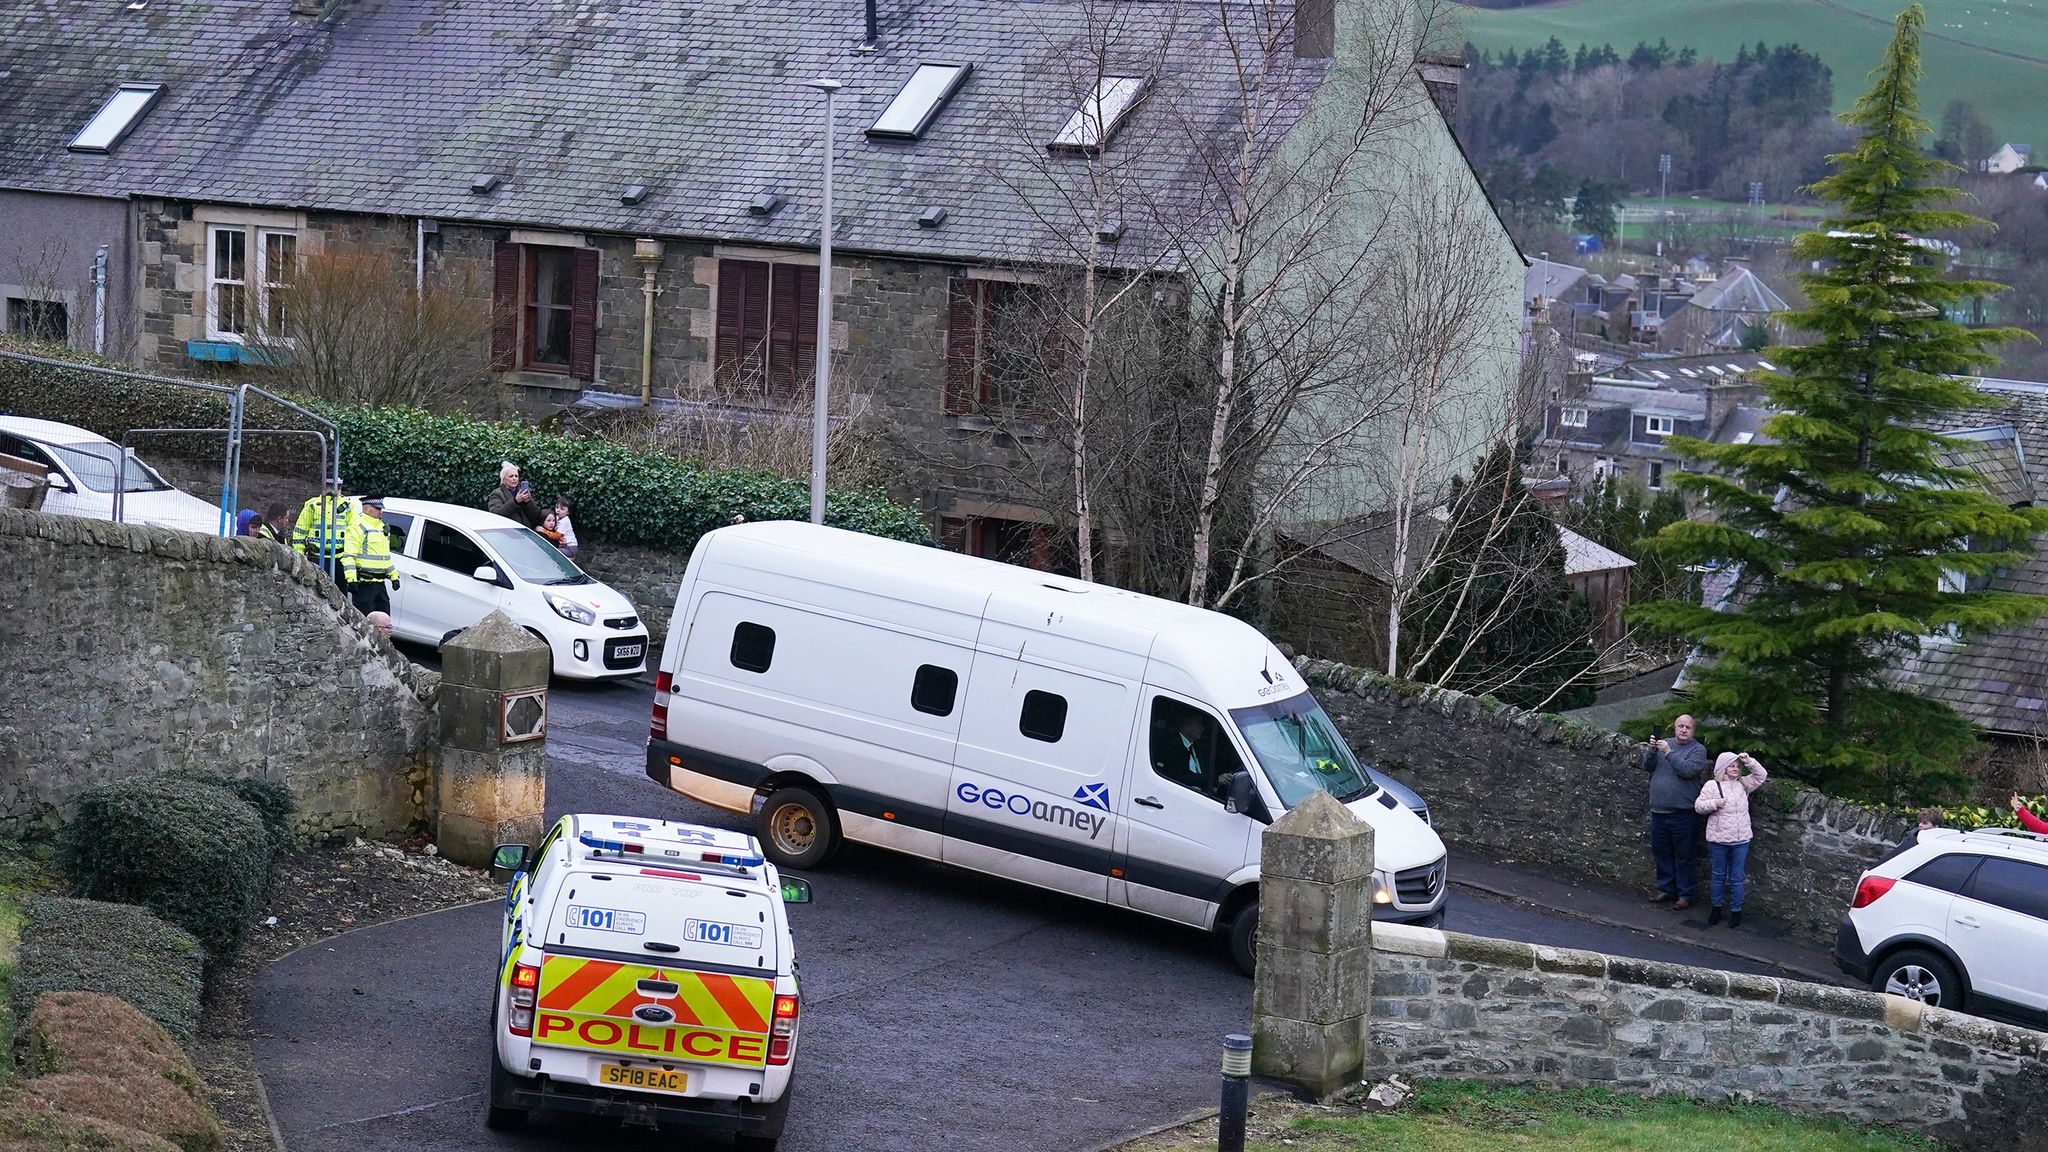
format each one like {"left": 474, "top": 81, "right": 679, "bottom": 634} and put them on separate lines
{"left": 703, "top": 852, "right": 766, "bottom": 867}
{"left": 579, "top": 833, "right": 644, "bottom": 853}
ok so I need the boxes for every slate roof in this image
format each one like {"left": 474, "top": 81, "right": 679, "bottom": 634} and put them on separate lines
{"left": 1888, "top": 550, "right": 2048, "bottom": 736}
{"left": 1685, "top": 265, "right": 1788, "bottom": 314}
{"left": 1525, "top": 258, "right": 1588, "bottom": 305}
{"left": 0, "top": 0, "right": 1328, "bottom": 267}
{"left": 1605, "top": 350, "right": 1773, "bottom": 392}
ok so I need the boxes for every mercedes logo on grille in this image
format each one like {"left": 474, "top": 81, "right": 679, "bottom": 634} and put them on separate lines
{"left": 633, "top": 1004, "right": 676, "bottom": 1025}
{"left": 1428, "top": 864, "right": 1444, "bottom": 891}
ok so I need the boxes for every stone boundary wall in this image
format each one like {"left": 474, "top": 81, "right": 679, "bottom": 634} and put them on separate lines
{"left": 0, "top": 507, "right": 438, "bottom": 840}
{"left": 575, "top": 540, "right": 686, "bottom": 644}
{"left": 1301, "top": 660, "right": 1911, "bottom": 946}
{"left": 1368, "top": 923, "right": 2048, "bottom": 1150}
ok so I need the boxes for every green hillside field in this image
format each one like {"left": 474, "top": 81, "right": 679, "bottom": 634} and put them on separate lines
{"left": 1455, "top": 0, "right": 2048, "bottom": 156}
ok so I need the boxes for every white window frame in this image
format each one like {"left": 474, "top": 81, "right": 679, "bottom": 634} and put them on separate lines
{"left": 205, "top": 223, "right": 299, "bottom": 343}
{"left": 1643, "top": 415, "right": 1675, "bottom": 437}
{"left": 1559, "top": 407, "right": 1588, "bottom": 429}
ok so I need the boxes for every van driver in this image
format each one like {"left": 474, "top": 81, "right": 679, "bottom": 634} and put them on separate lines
{"left": 1153, "top": 708, "right": 1218, "bottom": 797}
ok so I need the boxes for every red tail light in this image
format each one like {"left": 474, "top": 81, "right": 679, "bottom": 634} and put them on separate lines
{"left": 651, "top": 671, "right": 671, "bottom": 740}
{"left": 1852, "top": 875, "right": 1896, "bottom": 909}
{"left": 508, "top": 963, "right": 542, "bottom": 1036}
{"left": 767, "top": 994, "right": 799, "bottom": 1065}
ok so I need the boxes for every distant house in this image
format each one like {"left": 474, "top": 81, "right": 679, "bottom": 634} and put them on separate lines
{"left": 1659, "top": 264, "right": 1789, "bottom": 354}
{"left": 1985, "top": 142, "right": 2034, "bottom": 174}
{"left": 1269, "top": 510, "right": 1634, "bottom": 665}
{"left": 1534, "top": 350, "right": 1775, "bottom": 500}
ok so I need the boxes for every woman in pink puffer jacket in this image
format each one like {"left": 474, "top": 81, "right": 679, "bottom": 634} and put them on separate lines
{"left": 1694, "top": 752, "right": 1768, "bottom": 928}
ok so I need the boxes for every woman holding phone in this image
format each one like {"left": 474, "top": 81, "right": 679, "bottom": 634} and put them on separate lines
{"left": 1695, "top": 752, "right": 1768, "bottom": 928}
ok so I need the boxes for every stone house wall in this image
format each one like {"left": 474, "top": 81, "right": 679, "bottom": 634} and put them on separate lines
{"left": 0, "top": 507, "right": 437, "bottom": 840}
{"left": 128, "top": 198, "right": 1056, "bottom": 524}
{"left": 1367, "top": 923, "right": 2047, "bottom": 1150}
{"left": 1300, "top": 659, "right": 1913, "bottom": 946}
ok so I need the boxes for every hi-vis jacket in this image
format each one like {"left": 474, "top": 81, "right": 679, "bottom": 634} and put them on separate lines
{"left": 342, "top": 516, "right": 397, "bottom": 587}
{"left": 293, "top": 493, "right": 358, "bottom": 559}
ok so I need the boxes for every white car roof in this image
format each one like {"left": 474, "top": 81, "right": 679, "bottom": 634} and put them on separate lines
{"left": 378, "top": 496, "right": 531, "bottom": 533}
{"left": 1894, "top": 827, "right": 2048, "bottom": 871}
{"left": 0, "top": 414, "right": 113, "bottom": 447}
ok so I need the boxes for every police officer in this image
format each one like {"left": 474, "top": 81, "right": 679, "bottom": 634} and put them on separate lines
{"left": 293, "top": 477, "right": 357, "bottom": 579}
{"left": 342, "top": 497, "right": 400, "bottom": 616}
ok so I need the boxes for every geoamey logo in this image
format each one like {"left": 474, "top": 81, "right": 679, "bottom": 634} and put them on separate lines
{"left": 957, "top": 780, "right": 1107, "bottom": 840}
{"left": 1073, "top": 782, "right": 1111, "bottom": 811}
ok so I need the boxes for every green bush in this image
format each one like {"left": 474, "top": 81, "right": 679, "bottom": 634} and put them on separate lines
{"left": 12, "top": 899, "right": 203, "bottom": 1043}
{"left": 315, "top": 403, "right": 929, "bottom": 553}
{"left": 59, "top": 777, "right": 278, "bottom": 957}
{"left": 169, "top": 774, "right": 296, "bottom": 889}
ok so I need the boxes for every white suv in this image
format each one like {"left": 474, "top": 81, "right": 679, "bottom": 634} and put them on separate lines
{"left": 1835, "top": 826, "right": 2048, "bottom": 1028}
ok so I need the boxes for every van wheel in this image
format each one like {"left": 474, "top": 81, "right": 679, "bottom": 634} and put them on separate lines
{"left": 757, "top": 786, "right": 838, "bottom": 869}
{"left": 732, "top": 1082, "right": 792, "bottom": 1151}
{"left": 484, "top": 1025, "right": 526, "bottom": 1130}
{"left": 1228, "top": 898, "right": 1259, "bottom": 976}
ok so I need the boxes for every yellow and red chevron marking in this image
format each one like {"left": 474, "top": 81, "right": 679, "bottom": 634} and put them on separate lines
{"left": 537, "top": 956, "right": 772, "bottom": 1034}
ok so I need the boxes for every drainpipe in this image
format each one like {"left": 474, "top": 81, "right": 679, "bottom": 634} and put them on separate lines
{"left": 633, "top": 239, "right": 665, "bottom": 406}
{"left": 415, "top": 218, "right": 426, "bottom": 297}
{"left": 92, "top": 245, "right": 108, "bottom": 355}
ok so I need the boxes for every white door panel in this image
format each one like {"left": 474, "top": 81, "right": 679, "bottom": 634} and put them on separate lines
{"left": 1117, "top": 690, "right": 1254, "bottom": 927}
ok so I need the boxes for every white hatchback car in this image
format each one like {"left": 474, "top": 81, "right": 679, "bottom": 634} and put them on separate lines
{"left": 0, "top": 415, "right": 224, "bottom": 533}
{"left": 1835, "top": 826, "right": 2048, "bottom": 1028}
{"left": 376, "top": 497, "right": 647, "bottom": 680}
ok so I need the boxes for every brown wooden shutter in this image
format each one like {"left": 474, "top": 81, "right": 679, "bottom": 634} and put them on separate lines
{"left": 490, "top": 243, "right": 521, "bottom": 371}
{"left": 944, "top": 279, "right": 980, "bottom": 413}
{"left": 792, "top": 265, "right": 819, "bottom": 402}
{"left": 767, "top": 266, "right": 798, "bottom": 400}
{"left": 568, "top": 248, "right": 599, "bottom": 381}
{"left": 716, "top": 260, "right": 746, "bottom": 383}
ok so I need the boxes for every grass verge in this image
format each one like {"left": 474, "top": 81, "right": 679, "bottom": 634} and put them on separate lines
{"left": 1273, "top": 1082, "right": 1939, "bottom": 1152}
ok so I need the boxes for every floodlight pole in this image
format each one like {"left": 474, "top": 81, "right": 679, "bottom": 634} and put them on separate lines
{"left": 806, "top": 78, "right": 842, "bottom": 527}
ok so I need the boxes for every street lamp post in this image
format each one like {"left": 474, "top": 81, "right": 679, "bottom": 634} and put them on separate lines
{"left": 805, "top": 78, "right": 842, "bottom": 526}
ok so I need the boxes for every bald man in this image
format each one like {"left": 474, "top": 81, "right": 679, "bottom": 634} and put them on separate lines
{"left": 1643, "top": 714, "right": 1709, "bottom": 909}
{"left": 365, "top": 610, "right": 394, "bottom": 638}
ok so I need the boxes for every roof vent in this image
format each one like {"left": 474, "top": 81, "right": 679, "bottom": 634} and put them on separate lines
{"left": 620, "top": 183, "right": 648, "bottom": 206}
{"left": 470, "top": 173, "right": 502, "bottom": 195}
{"left": 748, "top": 192, "right": 785, "bottom": 217}
{"left": 917, "top": 206, "right": 948, "bottom": 229}
{"left": 1096, "top": 218, "right": 1125, "bottom": 243}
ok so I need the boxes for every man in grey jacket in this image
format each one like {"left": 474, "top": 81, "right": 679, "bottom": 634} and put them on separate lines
{"left": 1644, "top": 713, "right": 1709, "bottom": 909}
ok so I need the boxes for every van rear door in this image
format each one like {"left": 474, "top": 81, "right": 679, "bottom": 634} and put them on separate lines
{"left": 531, "top": 870, "right": 779, "bottom": 1069}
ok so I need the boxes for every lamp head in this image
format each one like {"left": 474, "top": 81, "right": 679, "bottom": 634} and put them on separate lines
{"left": 806, "top": 78, "right": 843, "bottom": 94}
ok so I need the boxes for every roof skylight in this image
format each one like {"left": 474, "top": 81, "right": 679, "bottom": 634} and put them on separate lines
{"left": 69, "top": 83, "right": 163, "bottom": 153}
{"left": 1049, "top": 75, "right": 1147, "bottom": 153}
{"left": 869, "top": 63, "right": 971, "bottom": 140}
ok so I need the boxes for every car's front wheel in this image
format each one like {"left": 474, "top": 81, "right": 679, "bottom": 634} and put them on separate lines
{"left": 1872, "top": 947, "right": 1964, "bottom": 1010}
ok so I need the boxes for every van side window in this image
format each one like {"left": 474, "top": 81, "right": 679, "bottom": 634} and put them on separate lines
{"left": 1148, "top": 696, "right": 1244, "bottom": 801}
{"left": 730, "top": 622, "right": 776, "bottom": 673}
{"left": 1019, "top": 690, "right": 1067, "bottom": 742}
{"left": 911, "top": 664, "right": 959, "bottom": 716}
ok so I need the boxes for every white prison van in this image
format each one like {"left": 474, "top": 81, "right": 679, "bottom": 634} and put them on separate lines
{"left": 645, "top": 522, "right": 1447, "bottom": 972}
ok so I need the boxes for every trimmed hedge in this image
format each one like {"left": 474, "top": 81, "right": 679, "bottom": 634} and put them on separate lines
{"left": 12, "top": 900, "right": 202, "bottom": 1044}
{"left": 316, "top": 403, "right": 929, "bottom": 552}
{"left": 12, "top": 991, "right": 220, "bottom": 1152}
{"left": 0, "top": 335, "right": 932, "bottom": 558}
{"left": 168, "top": 774, "right": 296, "bottom": 891}
{"left": 59, "top": 777, "right": 279, "bottom": 958}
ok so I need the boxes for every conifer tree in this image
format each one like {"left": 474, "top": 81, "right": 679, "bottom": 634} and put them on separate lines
{"left": 1633, "top": 5, "right": 2048, "bottom": 801}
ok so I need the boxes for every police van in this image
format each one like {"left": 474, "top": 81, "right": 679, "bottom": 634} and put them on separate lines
{"left": 645, "top": 522, "right": 1448, "bottom": 973}
{"left": 488, "top": 814, "right": 811, "bottom": 1150}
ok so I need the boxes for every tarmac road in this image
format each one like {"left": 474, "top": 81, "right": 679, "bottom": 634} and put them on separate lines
{"left": 249, "top": 671, "right": 1821, "bottom": 1152}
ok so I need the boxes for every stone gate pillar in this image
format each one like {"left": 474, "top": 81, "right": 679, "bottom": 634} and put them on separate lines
{"left": 434, "top": 611, "right": 549, "bottom": 866}
{"left": 1252, "top": 790, "right": 1375, "bottom": 1100}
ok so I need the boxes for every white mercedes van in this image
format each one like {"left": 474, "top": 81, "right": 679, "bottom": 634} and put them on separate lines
{"left": 645, "top": 522, "right": 1447, "bottom": 972}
